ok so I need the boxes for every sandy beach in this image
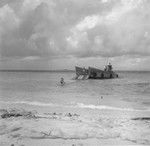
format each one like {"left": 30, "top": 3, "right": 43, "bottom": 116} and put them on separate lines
{"left": 0, "top": 102, "right": 150, "bottom": 146}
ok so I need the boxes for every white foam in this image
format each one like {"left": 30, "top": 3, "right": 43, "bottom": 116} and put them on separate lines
{"left": 0, "top": 101, "right": 60, "bottom": 107}
{"left": 75, "top": 103, "right": 150, "bottom": 112}
{"left": 0, "top": 101, "right": 150, "bottom": 112}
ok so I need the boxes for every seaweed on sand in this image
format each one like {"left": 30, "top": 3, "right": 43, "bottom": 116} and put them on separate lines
{"left": 1, "top": 108, "right": 37, "bottom": 119}
{"left": 131, "top": 117, "right": 150, "bottom": 121}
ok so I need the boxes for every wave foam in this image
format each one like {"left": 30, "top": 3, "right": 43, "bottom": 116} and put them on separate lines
{"left": 0, "top": 101, "right": 150, "bottom": 112}
{"left": 75, "top": 103, "right": 146, "bottom": 111}
{"left": 0, "top": 101, "right": 60, "bottom": 107}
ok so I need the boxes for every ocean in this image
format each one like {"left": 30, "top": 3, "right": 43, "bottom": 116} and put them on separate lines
{"left": 0, "top": 71, "right": 150, "bottom": 111}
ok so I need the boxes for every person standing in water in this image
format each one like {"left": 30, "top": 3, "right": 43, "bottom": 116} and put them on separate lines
{"left": 60, "top": 77, "right": 65, "bottom": 86}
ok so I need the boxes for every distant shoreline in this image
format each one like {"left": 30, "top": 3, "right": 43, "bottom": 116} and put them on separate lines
{"left": 0, "top": 70, "right": 150, "bottom": 73}
{"left": 0, "top": 69, "right": 75, "bottom": 72}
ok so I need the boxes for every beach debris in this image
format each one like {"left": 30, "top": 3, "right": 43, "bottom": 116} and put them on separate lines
{"left": 74, "top": 113, "right": 79, "bottom": 117}
{"left": 1, "top": 109, "right": 37, "bottom": 119}
{"left": 66, "top": 113, "right": 72, "bottom": 117}
{"left": 65, "top": 113, "right": 79, "bottom": 117}
{"left": 1, "top": 112, "right": 22, "bottom": 118}
{"left": 132, "top": 117, "right": 150, "bottom": 121}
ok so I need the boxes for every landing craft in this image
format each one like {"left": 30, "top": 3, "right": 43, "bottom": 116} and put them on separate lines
{"left": 75, "top": 63, "right": 118, "bottom": 80}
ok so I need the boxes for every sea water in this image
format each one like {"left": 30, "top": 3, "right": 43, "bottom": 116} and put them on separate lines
{"left": 0, "top": 71, "right": 150, "bottom": 111}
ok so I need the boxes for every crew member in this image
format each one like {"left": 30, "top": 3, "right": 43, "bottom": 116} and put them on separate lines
{"left": 108, "top": 63, "right": 112, "bottom": 71}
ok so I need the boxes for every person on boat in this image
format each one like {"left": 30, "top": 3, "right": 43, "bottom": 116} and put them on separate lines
{"left": 60, "top": 77, "right": 65, "bottom": 86}
{"left": 108, "top": 62, "right": 112, "bottom": 71}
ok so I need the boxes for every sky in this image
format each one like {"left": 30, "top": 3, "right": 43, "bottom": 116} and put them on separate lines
{"left": 0, "top": 0, "right": 150, "bottom": 70}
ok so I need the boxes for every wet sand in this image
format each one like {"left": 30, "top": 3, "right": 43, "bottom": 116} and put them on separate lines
{"left": 0, "top": 103, "right": 150, "bottom": 146}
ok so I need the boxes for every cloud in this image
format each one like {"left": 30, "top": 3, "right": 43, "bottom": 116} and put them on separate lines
{"left": 0, "top": 0, "right": 150, "bottom": 70}
{"left": 66, "top": 0, "right": 150, "bottom": 58}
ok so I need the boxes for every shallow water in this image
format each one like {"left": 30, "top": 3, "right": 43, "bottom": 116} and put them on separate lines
{"left": 0, "top": 71, "right": 150, "bottom": 111}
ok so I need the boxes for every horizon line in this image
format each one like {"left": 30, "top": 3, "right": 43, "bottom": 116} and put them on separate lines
{"left": 0, "top": 69, "right": 150, "bottom": 72}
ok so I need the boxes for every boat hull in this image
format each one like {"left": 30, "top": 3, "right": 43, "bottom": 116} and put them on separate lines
{"left": 88, "top": 67, "right": 118, "bottom": 79}
{"left": 75, "top": 66, "right": 118, "bottom": 79}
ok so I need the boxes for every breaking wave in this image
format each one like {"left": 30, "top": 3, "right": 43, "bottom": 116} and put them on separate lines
{"left": 1, "top": 101, "right": 150, "bottom": 112}
{"left": 0, "top": 101, "right": 60, "bottom": 107}
{"left": 75, "top": 103, "right": 149, "bottom": 112}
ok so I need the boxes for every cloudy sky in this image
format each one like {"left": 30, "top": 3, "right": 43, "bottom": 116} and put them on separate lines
{"left": 0, "top": 0, "right": 150, "bottom": 70}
